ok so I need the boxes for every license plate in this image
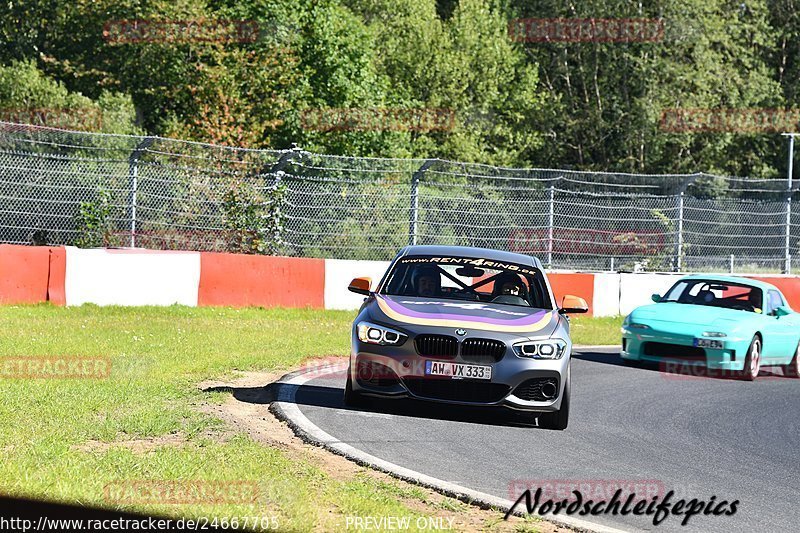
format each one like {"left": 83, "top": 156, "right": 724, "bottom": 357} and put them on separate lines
{"left": 424, "top": 360, "right": 492, "bottom": 380}
{"left": 693, "top": 338, "right": 723, "bottom": 349}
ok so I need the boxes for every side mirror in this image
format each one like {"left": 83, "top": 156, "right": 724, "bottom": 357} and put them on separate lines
{"left": 651, "top": 293, "right": 661, "bottom": 303}
{"left": 348, "top": 277, "right": 372, "bottom": 296}
{"left": 775, "top": 306, "right": 791, "bottom": 317}
{"left": 559, "top": 295, "right": 589, "bottom": 314}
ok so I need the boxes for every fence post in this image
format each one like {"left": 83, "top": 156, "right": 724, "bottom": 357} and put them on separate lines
{"left": 266, "top": 148, "right": 301, "bottom": 251}
{"left": 128, "top": 137, "right": 155, "bottom": 248}
{"left": 785, "top": 134, "right": 794, "bottom": 274}
{"left": 269, "top": 148, "right": 301, "bottom": 177}
{"left": 409, "top": 159, "right": 435, "bottom": 246}
{"left": 675, "top": 191, "right": 684, "bottom": 272}
{"left": 674, "top": 174, "right": 699, "bottom": 272}
{"left": 547, "top": 185, "right": 554, "bottom": 267}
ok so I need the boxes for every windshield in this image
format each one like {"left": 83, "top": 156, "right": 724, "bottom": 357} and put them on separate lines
{"left": 660, "top": 279, "right": 764, "bottom": 313}
{"left": 380, "top": 256, "right": 553, "bottom": 309}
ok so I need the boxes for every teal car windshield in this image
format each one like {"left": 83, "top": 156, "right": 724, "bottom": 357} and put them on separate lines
{"left": 660, "top": 279, "right": 764, "bottom": 313}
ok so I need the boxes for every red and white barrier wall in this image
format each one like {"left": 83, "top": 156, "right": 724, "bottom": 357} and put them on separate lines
{"left": 1, "top": 244, "right": 799, "bottom": 316}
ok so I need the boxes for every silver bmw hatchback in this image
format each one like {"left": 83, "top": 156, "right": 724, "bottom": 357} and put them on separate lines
{"left": 344, "top": 245, "right": 588, "bottom": 430}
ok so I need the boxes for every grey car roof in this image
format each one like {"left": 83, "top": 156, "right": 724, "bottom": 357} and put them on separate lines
{"left": 397, "top": 245, "right": 543, "bottom": 269}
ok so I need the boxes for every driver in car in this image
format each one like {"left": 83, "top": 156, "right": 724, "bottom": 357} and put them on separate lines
{"left": 500, "top": 279, "right": 523, "bottom": 296}
{"left": 411, "top": 266, "right": 441, "bottom": 297}
{"left": 491, "top": 273, "right": 529, "bottom": 304}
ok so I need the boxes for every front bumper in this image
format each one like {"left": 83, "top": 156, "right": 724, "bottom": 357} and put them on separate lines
{"left": 621, "top": 326, "right": 749, "bottom": 371}
{"left": 350, "top": 335, "right": 569, "bottom": 412}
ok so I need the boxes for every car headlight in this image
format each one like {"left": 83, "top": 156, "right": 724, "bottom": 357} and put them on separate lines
{"left": 702, "top": 331, "right": 727, "bottom": 338}
{"left": 622, "top": 316, "right": 650, "bottom": 329}
{"left": 513, "top": 339, "right": 567, "bottom": 359}
{"left": 357, "top": 321, "right": 407, "bottom": 345}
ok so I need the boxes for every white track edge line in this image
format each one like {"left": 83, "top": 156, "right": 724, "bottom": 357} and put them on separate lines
{"left": 272, "top": 364, "right": 632, "bottom": 533}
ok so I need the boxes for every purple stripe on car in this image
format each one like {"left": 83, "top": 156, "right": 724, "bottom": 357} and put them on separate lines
{"left": 379, "top": 295, "right": 549, "bottom": 326}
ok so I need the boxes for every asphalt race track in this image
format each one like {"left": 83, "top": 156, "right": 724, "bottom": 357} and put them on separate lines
{"left": 284, "top": 347, "right": 800, "bottom": 532}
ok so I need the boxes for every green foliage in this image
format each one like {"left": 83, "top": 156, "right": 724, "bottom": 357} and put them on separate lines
{"left": 74, "top": 189, "right": 114, "bottom": 248}
{"left": 0, "top": 60, "right": 139, "bottom": 133}
{"left": 2, "top": 0, "right": 800, "bottom": 177}
{"left": 221, "top": 182, "right": 287, "bottom": 255}
{"left": 510, "top": 0, "right": 786, "bottom": 177}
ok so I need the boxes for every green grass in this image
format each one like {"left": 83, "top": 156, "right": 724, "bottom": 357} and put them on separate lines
{"left": 0, "top": 305, "right": 621, "bottom": 530}
{"left": 569, "top": 315, "right": 624, "bottom": 346}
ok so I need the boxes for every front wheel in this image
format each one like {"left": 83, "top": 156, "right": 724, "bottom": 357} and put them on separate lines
{"left": 783, "top": 341, "right": 800, "bottom": 378}
{"left": 343, "top": 373, "right": 371, "bottom": 408}
{"left": 740, "top": 336, "right": 761, "bottom": 381}
{"left": 538, "top": 369, "right": 570, "bottom": 430}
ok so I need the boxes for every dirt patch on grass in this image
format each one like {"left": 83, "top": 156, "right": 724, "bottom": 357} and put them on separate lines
{"left": 73, "top": 433, "right": 187, "bottom": 454}
{"left": 198, "top": 369, "right": 360, "bottom": 479}
{"left": 197, "top": 368, "right": 566, "bottom": 533}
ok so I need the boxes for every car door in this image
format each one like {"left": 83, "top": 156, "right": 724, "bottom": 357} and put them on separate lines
{"left": 760, "top": 290, "right": 797, "bottom": 362}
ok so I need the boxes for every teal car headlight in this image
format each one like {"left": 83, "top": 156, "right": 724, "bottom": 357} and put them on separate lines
{"left": 622, "top": 315, "right": 650, "bottom": 330}
{"left": 357, "top": 321, "right": 407, "bottom": 345}
{"left": 514, "top": 339, "right": 567, "bottom": 359}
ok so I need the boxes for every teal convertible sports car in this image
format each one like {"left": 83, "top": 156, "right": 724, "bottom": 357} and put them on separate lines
{"left": 621, "top": 275, "right": 800, "bottom": 380}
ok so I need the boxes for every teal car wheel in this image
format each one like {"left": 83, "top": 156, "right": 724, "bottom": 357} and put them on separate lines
{"left": 783, "top": 341, "right": 800, "bottom": 378}
{"left": 741, "top": 335, "right": 761, "bottom": 381}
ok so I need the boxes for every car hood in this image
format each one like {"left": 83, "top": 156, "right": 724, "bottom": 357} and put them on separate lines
{"left": 630, "top": 302, "right": 757, "bottom": 329}
{"left": 371, "top": 294, "right": 559, "bottom": 336}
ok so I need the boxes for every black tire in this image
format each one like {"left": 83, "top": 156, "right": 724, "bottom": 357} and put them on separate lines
{"left": 538, "top": 368, "right": 570, "bottom": 430}
{"left": 740, "top": 335, "right": 762, "bottom": 381}
{"left": 343, "top": 373, "right": 370, "bottom": 408}
{"left": 783, "top": 341, "right": 800, "bottom": 378}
